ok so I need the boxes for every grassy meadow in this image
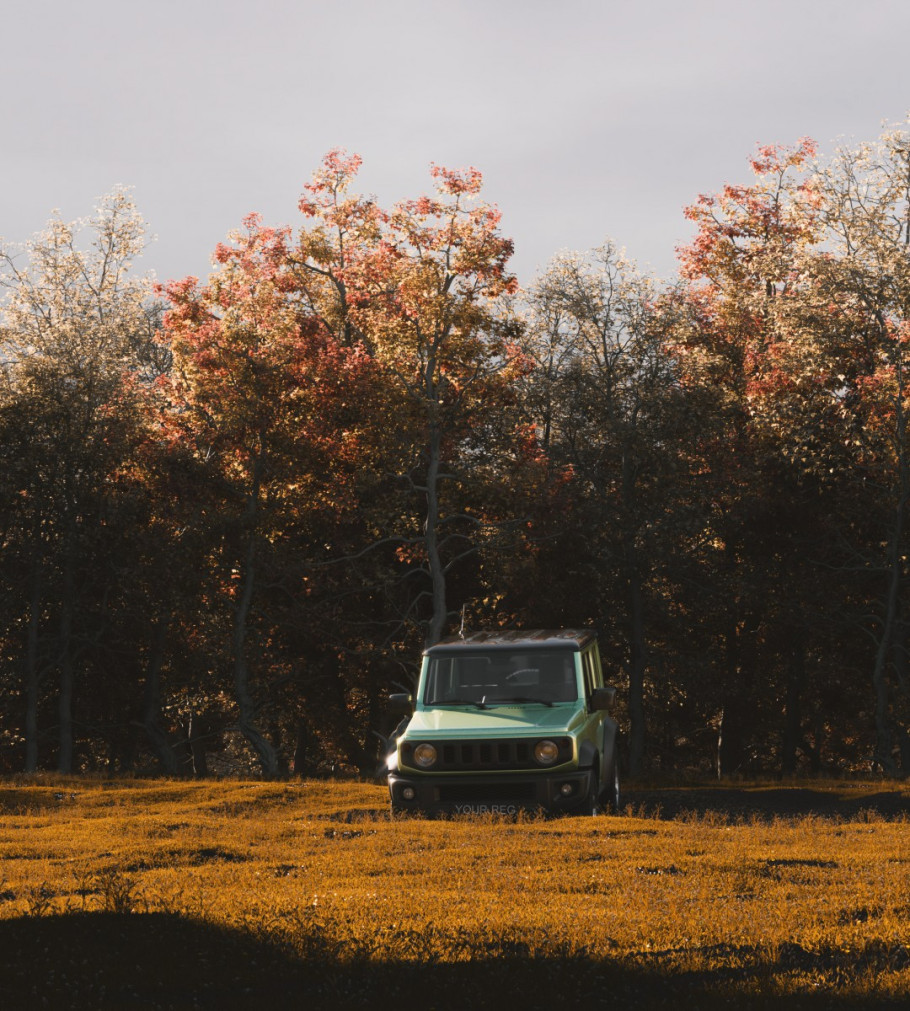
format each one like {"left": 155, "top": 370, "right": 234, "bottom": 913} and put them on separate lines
{"left": 2, "top": 778, "right": 910, "bottom": 1008}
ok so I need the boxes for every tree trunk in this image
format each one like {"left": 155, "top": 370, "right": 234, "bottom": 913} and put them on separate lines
{"left": 141, "top": 615, "right": 180, "bottom": 775}
{"left": 24, "top": 559, "right": 42, "bottom": 773}
{"left": 233, "top": 536, "right": 280, "bottom": 777}
{"left": 871, "top": 333, "right": 910, "bottom": 775}
{"left": 717, "top": 703, "right": 748, "bottom": 778}
{"left": 187, "top": 712, "right": 210, "bottom": 777}
{"left": 717, "top": 617, "right": 747, "bottom": 777}
{"left": 424, "top": 419, "right": 447, "bottom": 648}
{"left": 871, "top": 500, "right": 905, "bottom": 775}
{"left": 782, "top": 627, "right": 806, "bottom": 776}
{"left": 293, "top": 720, "right": 309, "bottom": 778}
{"left": 57, "top": 540, "right": 75, "bottom": 774}
{"left": 622, "top": 451, "right": 647, "bottom": 777}
{"left": 625, "top": 543, "right": 647, "bottom": 778}
{"left": 269, "top": 723, "right": 290, "bottom": 778}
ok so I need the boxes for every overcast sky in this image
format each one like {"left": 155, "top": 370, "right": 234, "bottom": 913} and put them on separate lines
{"left": 5, "top": 0, "right": 910, "bottom": 287}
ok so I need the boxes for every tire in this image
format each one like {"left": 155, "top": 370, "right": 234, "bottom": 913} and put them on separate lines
{"left": 602, "top": 753, "right": 620, "bottom": 814}
{"left": 583, "top": 767, "right": 601, "bottom": 816}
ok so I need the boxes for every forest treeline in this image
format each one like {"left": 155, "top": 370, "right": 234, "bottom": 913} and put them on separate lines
{"left": 3, "top": 125, "right": 910, "bottom": 779}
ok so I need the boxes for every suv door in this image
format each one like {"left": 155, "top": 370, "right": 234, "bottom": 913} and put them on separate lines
{"left": 581, "top": 646, "right": 617, "bottom": 808}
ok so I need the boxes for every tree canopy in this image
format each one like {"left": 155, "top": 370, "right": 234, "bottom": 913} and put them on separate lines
{"left": 4, "top": 125, "right": 910, "bottom": 779}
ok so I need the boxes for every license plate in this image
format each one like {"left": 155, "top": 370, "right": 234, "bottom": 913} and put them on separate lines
{"left": 452, "top": 802, "right": 519, "bottom": 815}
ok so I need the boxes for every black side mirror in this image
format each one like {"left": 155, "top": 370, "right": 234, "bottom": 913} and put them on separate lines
{"left": 590, "top": 687, "right": 615, "bottom": 712}
{"left": 389, "top": 693, "right": 413, "bottom": 716}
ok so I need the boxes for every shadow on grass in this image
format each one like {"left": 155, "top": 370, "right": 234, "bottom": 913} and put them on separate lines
{"left": 622, "top": 786, "right": 910, "bottom": 822}
{"left": 0, "top": 912, "right": 906, "bottom": 1009}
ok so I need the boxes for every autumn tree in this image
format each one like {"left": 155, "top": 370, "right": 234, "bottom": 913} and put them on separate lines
{"left": 158, "top": 215, "right": 375, "bottom": 776}
{"left": 522, "top": 244, "right": 689, "bottom": 775}
{"left": 289, "top": 153, "right": 524, "bottom": 650}
{"left": 745, "top": 124, "right": 910, "bottom": 773}
{"left": 673, "top": 129, "right": 910, "bottom": 775}
{"left": 669, "top": 138, "right": 837, "bottom": 775}
{"left": 353, "top": 164, "right": 522, "bottom": 646}
{"left": 0, "top": 190, "right": 161, "bottom": 772}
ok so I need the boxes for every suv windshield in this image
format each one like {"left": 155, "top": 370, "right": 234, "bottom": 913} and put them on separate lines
{"left": 424, "top": 650, "right": 578, "bottom": 706}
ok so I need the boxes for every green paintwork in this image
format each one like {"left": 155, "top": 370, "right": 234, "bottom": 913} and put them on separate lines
{"left": 395, "top": 640, "right": 615, "bottom": 780}
{"left": 405, "top": 704, "right": 586, "bottom": 737}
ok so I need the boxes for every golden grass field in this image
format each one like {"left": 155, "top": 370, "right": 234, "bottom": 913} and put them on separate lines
{"left": 2, "top": 778, "right": 910, "bottom": 1008}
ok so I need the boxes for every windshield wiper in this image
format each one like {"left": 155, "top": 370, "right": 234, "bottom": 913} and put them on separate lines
{"left": 489, "top": 696, "right": 554, "bottom": 707}
{"left": 427, "top": 698, "right": 489, "bottom": 709}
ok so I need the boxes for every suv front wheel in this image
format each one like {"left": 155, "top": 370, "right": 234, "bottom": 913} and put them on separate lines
{"left": 601, "top": 752, "right": 620, "bottom": 814}
{"left": 583, "top": 767, "right": 601, "bottom": 816}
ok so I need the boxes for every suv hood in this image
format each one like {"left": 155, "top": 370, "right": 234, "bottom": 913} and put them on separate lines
{"left": 405, "top": 704, "right": 583, "bottom": 738}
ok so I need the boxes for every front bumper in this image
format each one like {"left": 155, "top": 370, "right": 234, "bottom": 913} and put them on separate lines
{"left": 388, "top": 768, "right": 593, "bottom": 816}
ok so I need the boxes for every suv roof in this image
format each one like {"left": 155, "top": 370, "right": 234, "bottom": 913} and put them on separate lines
{"left": 425, "top": 629, "right": 597, "bottom": 654}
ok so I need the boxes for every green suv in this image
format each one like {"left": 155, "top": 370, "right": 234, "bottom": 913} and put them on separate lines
{"left": 387, "top": 629, "right": 619, "bottom": 817}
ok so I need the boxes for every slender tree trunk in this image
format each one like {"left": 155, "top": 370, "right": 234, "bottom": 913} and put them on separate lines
{"left": 141, "top": 614, "right": 179, "bottom": 775}
{"left": 424, "top": 419, "right": 447, "bottom": 648}
{"left": 187, "top": 713, "right": 210, "bottom": 777}
{"left": 326, "top": 659, "right": 371, "bottom": 772}
{"left": 782, "top": 628, "right": 806, "bottom": 776}
{"left": 622, "top": 452, "right": 647, "bottom": 777}
{"left": 293, "top": 719, "right": 309, "bottom": 778}
{"left": 57, "top": 537, "right": 75, "bottom": 774}
{"left": 872, "top": 526, "right": 903, "bottom": 774}
{"left": 233, "top": 536, "right": 280, "bottom": 777}
{"left": 809, "top": 712, "right": 823, "bottom": 775}
{"left": 717, "top": 706, "right": 747, "bottom": 778}
{"left": 871, "top": 359, "right": 909, "bottom": 775}
{"left": 717, "top": 616, "right": 747, "bottom": 777}
{"left": 269, "top": 723, "right": 290, "bottom": 778}
{"left": 24, "top": 558, "right": 42, "bottom": 773}
{"left": 627, "top": 559, "right": 647, "bottom": 777}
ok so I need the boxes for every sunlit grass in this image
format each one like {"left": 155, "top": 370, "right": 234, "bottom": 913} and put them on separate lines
{"left": 2, "top": 778, "right": 910, "bottom": 1007}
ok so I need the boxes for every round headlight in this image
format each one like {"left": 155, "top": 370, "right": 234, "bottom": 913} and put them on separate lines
{"left": 413, "top": 743, "right": 438, "bottom": 768}
{"left": 534, "top": 739, "right": 560, "bottom": 765}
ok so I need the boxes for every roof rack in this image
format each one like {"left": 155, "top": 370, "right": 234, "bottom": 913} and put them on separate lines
{"left": 425, "top": 628, "right": 597, "bottom": 654}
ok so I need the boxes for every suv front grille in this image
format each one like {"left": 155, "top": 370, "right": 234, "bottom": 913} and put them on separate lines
{"left": 438, "top": 782, "right": 538, "bottom": 803}
{"left": 403, "top": 736, "right": 572, "bottom": 772}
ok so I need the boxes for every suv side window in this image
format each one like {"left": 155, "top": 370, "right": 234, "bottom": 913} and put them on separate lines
{"left": 591, "top": 648, "right": 604, "bottom": 688}
{"left": 581, "top": 650, "right": 596, "bottom": 704}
